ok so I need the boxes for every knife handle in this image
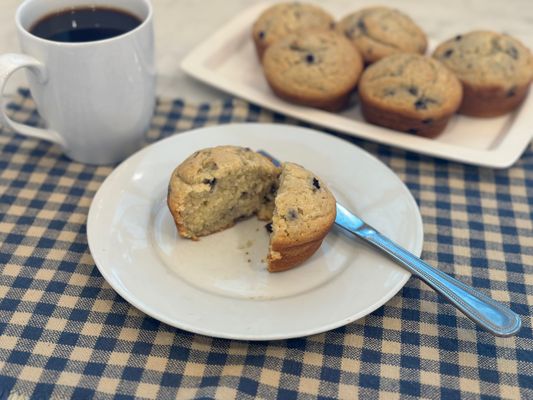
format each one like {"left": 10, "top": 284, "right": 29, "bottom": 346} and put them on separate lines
{"left": 352, "top": 225, "right": 522, "bottom": 337}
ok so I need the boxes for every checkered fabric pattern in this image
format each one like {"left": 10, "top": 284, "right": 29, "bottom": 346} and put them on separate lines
{"left": 0, "top": 88, "right": 531, "bottom": 399}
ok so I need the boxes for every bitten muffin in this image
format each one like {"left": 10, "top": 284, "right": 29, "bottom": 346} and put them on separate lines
{"left": 167, "top": 147, "right": 336, "bottom": 272}
{"left": 433, "top": 31, "right": 533, "bottom": 117}
{"left": 358, "top": 53, "right": 463, "bottom": 137}
{"left": 262, "top": 30, "right": 363, "bottom": 111}
{"left": 252, "top": 2, "right": 334, "bottom": 59}
{"left": 167, "top": 146, "right": 280, "bottom": 240}
{"left": 267, "top": 162, "right": 336, "bottom": 272}
{"left": 336, "top": 6, "right": 427, "bottom": 64}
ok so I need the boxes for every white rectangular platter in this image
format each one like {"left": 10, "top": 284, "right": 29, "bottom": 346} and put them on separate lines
{"left": 181, "top": 2, "right": 533, "bottom": 168}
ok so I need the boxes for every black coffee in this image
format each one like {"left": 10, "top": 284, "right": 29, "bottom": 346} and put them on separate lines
{"left": 30, "top": 7, "right": 142, "bottom": 43}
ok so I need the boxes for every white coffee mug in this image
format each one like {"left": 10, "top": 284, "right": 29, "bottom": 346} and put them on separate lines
{"left": 0, "top": 0, "right": 155, "bottom": 165}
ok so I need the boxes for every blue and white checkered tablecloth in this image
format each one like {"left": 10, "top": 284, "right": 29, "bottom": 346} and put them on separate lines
{"left": 0, "top": 89, "right": 531, "bottom": 399}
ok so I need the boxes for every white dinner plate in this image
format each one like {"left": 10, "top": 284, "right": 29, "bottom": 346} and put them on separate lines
{"left": 181, "top": 2, "right": 533, "bottom": 169}
{"left": 87, "top": 124, "right": 423, "bottom": 340}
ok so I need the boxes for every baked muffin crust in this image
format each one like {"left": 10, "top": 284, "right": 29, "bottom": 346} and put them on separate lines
{"left": 337, "top": 6, "right": 427, "bottom": 64}
{"left": 359, "top": 53, "right": 462, "bottom": 137}
{"left": 433, "top": 31, "right": 533, "bottom": 116}
{"left": 252, "top": 2, "right": 334, "bottom": 59}
{"left": 262, "top": 30, "right": 363, "bottom": 111}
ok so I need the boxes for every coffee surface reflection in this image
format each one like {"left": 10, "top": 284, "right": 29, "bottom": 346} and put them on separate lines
{"left": 30, "top": 7, "right": 142, "bottom": 43}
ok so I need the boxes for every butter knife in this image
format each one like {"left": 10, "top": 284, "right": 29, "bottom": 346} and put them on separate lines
{"left": 335, "top": 203, "right": 521, "bottom": 337}
{"left": 259, "top": 151, "right": 522, "bottom": 337}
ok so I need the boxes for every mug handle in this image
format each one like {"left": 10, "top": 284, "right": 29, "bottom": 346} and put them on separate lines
{"left": 0, "top": 53, "right": 65, "bottom": 146}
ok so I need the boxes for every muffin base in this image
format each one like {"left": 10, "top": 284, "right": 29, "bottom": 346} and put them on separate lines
{"left": 268, "top": 84, "right": 353, "bottom": 112}
{"left": 459, "top": 83, "right": 531, "bottom": 117}
{"left": 268, "top": 239, "right": 323, "bottom": 272}
{"left": 267, "top": 213, "right": 334, "bottom": 273}
{"left": 360, "top": 101, "right": 453, "bottom": 138}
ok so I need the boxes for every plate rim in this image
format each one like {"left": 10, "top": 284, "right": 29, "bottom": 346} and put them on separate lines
{"left": 180, "top": 1, "right": 533, "bottom": 169}
{"left": 87, "top": 122, "right": 424, "bottom": 340}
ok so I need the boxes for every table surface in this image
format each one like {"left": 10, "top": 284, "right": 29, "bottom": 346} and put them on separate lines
{"left": 0, "top": 1, "right": 532, "bottom": 399}
{"left": 1, "top": 0, "right": 533, "bottom": 101}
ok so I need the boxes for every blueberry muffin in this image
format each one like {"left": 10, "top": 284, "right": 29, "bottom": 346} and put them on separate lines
{"left": 262, "top": 30, "right": 363, "bottom": 111}
{"left": 267, "top": 162, "right": 336, "bottom": 272}
{"left": 433, "top": 31, "right": 533, "bottom": 117}
{"left": 358, "top": 54, "right": 463, "bottom": 137}
{"left": 336, "top": 6, "right": 427, "bottom": 64}
{"left": 167, "top": 147, "right": 336, "bottom": 272}
{"left": 167, "top": 146, "right": 280, "bottom": 240}
{"left": 252, "top": 2, "right": 334, "bottom": 59}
